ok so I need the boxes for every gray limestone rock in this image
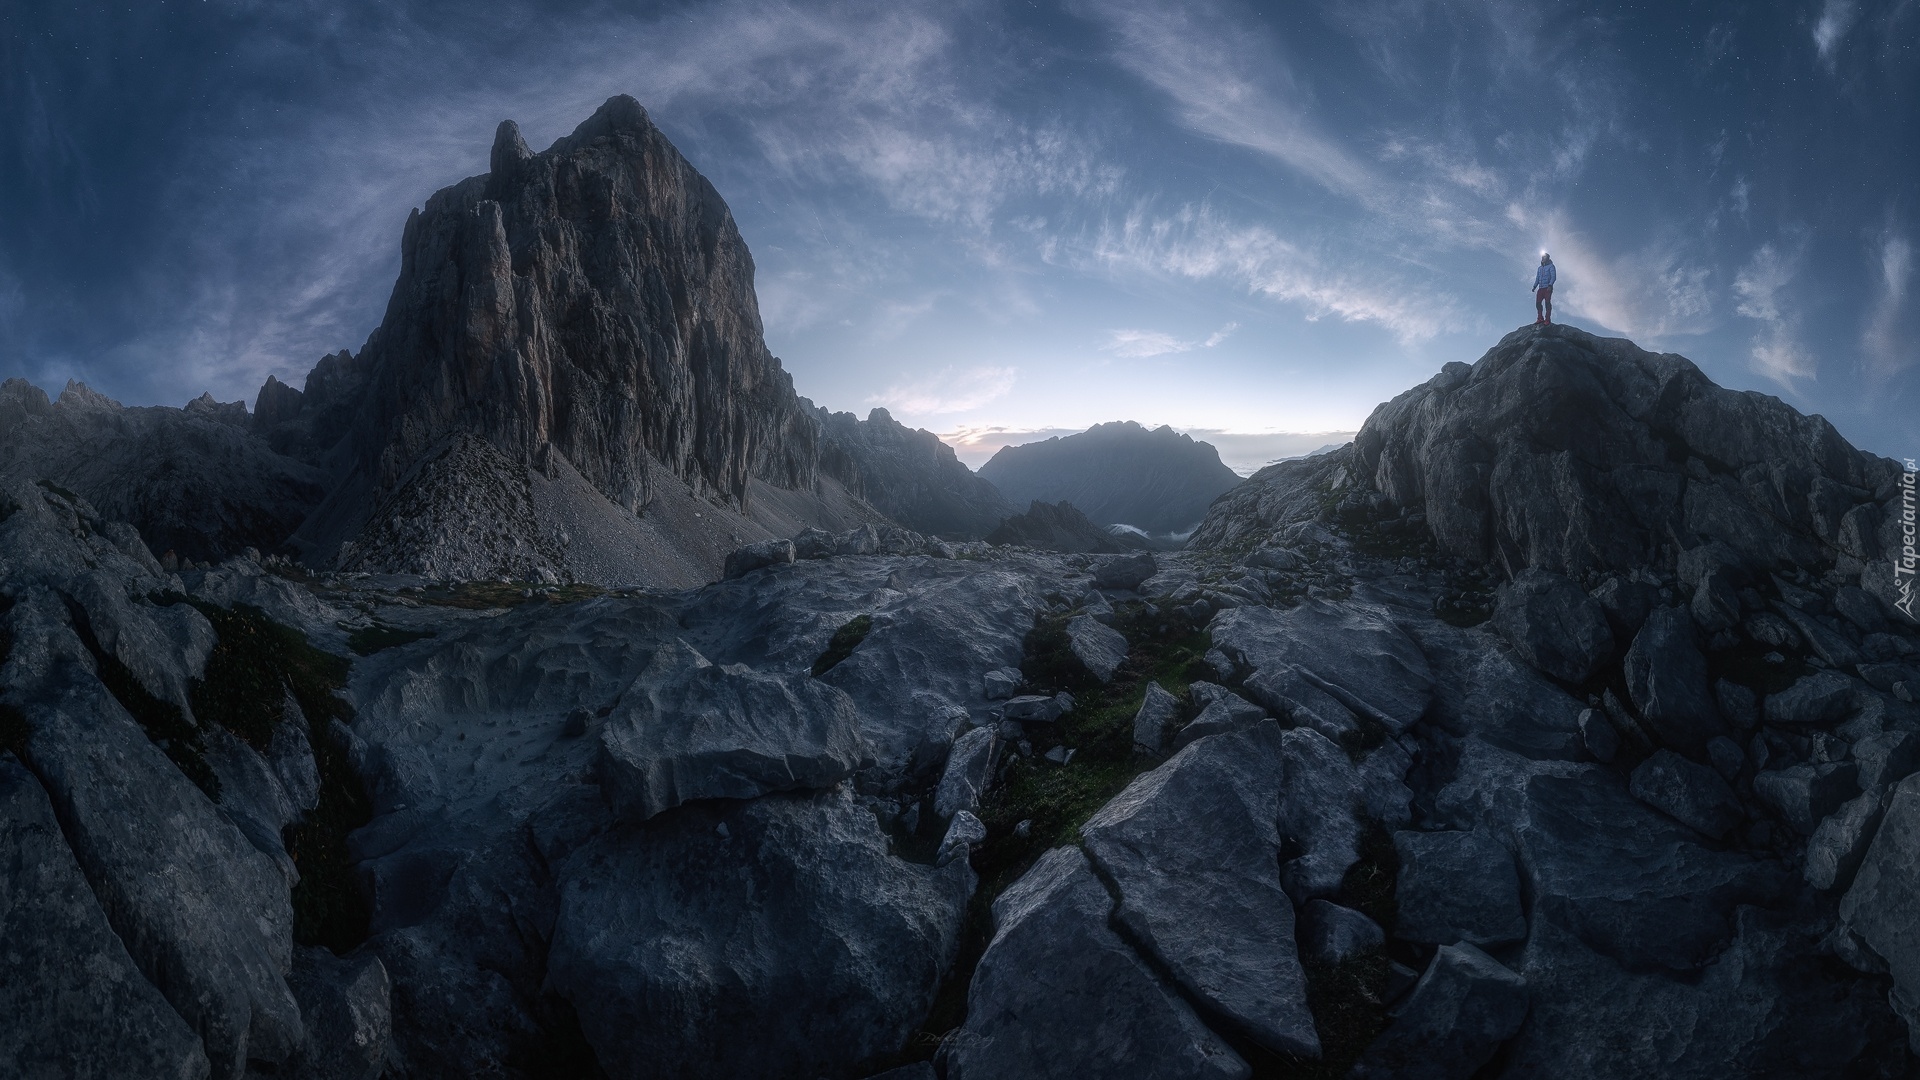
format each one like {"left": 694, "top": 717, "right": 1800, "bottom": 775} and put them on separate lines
{"left": 1579, "top": 707, "right": 1619, "bottom": 762}
{"left": 1854, "top": 730, "right": 1920, "bottom": 791}
{"left": 1807, "top": 791, "right": 1888, "bottom": 893}
{"left": 1298, "top": 900, "right": 1385, "bottom": 965}
{"left": 723, "top": 537, "right": 796, "bottom": 579}
{"left": 1327, "top": 324, "right": 1894, "bottom": 579}
{"left": 1132, "top": 680, "right": 1181, "bottom": 754}
{"left": 1718, "top": 679, "right": 1761, "bottom": 729}
{"left": 596, "top": 641, "right": 867, "bottom": 821}
{"left": 1591, "top": 575, "right": 1658, "bottom": 639}
{"left": 1094, "top": 551, "right": 1159, "bottom": 591}
{"left": 1081, "top": 723, "right": 1319, "bottom": 1058}
{"left": 547, "top": 789, "right": 973, "bottom": 1080}
{"left": 1765, "top": 671, "right": 1858, "bottom": 725}
{"left": 284, "top": 947, "right": 390, "bottom": 1080}
{"left": 1067, "top": 614, "right": 1129, "bottom": 683}
{"left": 940, "top": 846, "right": 1249, "bottom": 1080}
{"left": 1242, "top": 662, "right": 1362, "bottom": 745}
{"left": 1629, "top": 749, "right": 1745, "bottom": 840}
{"left": 1508, "top": 907, "right": 1899, "bottom": 1079}
{"left": 1353, "top": 943, "right": 1528, "bottom": 1080}
{"left": 982, "top": 666, "right": 1022, "bottom": 700}
{"left": 1841, "top": 773, "right": 1920, "bottom": 1046}
{"left": 1170, "top": 694, "right": 1266, "bottom": 752}
{"left": 1755, "top": 763, "right": 1859, "bottom": 834}
{"left": 1003, "top": 694, "right": 1068, "bottom": 724}
{"left": 1393, "top": 829, "right": 1527, "bottom": 947}
{"left": 938, "top": 809, "right": 988, "bottom": 867}
{"left": 1211, "top": 600, "right": 1434, "bottom": 734}
{"left": 934, "top": 726, "right": 999, "bottom": 822}
{"left": 1508, "top": 768, "right": 1784, "bottom": 972}
{"left": 1624, "top": 606, "right": 1722, "bottom": 751}
{"left": 10, "top": 592, "right": 303, "bottom": 1078}
{"left": 1493, "top": 568, "right": 1615, "bottom": 683}
{"left": 0, "top": 756, "right": 210, "bottom": 1080}
{"left": 1707, "top": 734, "right": 1747, "bottom": 781}
{"left": 1276, "top": 727, "right": 1367, "bottom": 901}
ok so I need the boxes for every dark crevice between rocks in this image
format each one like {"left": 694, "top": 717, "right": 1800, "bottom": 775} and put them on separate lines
{"left": 0, "top": 593, "right": 25, "bottom": 759}
{"left": 59, "top": 592, "right": 222, "bottom": 800}
{"left": 811, "top": 613, "right": 873, "bottom": 677}
{"left": 162, "top": 597, "right": 374, "bottom": 953}
{"left": 907, "top": 602, "right": 1214, "bottom": 1064}
{"left": 1280, "top": 824, "right": 1400, "bottom": 1080}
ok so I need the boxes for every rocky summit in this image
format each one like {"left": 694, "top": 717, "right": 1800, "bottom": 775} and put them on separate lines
{"left": 5, "top": 96, "right": 1920, "bottom": 1080}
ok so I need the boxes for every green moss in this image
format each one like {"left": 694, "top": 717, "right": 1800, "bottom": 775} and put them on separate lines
{"left": 168, "top": 599, "right": 372, "bottom": 952}
{"left": 347, "top": 623, "right": 437, "bottom": 656}
{"left": 910, "top": 601, "right": 1214, "bottom": 1053}
{"left": 812, "top": 614, "right": 873, "bottom": 677}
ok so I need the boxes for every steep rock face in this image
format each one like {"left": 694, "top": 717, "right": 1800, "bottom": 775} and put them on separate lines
{"left": 980, "top": 421, "right": 1243, "bottom": 535}
{"left": 1346, "top": 325, "right": 1899, "bottom": 582}
{"left": 297, "top": 95, "right": 824, "bottom": 561}
{"left": 815, "top": 405, "right": 1010, "bottom": 539}
{"left": 0, "top": 378, "right": 328, "bottom": 562}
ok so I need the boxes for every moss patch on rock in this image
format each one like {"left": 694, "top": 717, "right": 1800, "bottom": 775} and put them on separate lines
{"left": 812, "top": 614, "right": 873, "bottom": 677}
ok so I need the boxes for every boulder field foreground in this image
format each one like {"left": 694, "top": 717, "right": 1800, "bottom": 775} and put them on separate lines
{"left": 4, "top": 319, "right": 1919, "bottom": 1079}
{"left": 4, "top": 96, "right": 1920, "bottom": 1078}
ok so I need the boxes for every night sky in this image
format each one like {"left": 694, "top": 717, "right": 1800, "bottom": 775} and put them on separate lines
{"left": 3, "top": 1, "right": 1915, "bottom": 472}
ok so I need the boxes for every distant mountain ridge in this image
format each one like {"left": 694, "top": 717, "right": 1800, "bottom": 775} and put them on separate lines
{"left": 978, "top": 420, "right": 1243, "bottom": 535}
{"left": 813, "top": 406, "right": 1011, "bottom": 539}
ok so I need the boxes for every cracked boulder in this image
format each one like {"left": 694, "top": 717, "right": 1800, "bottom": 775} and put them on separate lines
{"left": 1493, "top": 569, "right": 1614, "bottom": 684}
{"left": 596, "top": 641, "right": 867, "bottom": 821}
{"left": 940, "top": 846, "right": 1249, "bottom": 1080}
{"left": 1081, "top": 722, "right": 1319, "bottom": 1058}
{"left": 1211, "top": 600, "right": 1434, "bottom": 734}
{"left": 547, "top": 789, "right": 973, "bottom": 1080}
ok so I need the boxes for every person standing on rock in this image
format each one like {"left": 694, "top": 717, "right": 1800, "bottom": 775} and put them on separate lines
{"left": 1533, "top": 253, "right": 1556, "bottom": 325}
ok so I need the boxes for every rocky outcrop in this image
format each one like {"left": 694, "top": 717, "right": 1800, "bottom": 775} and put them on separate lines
{"left": 985, "top": 499, "right": 1140, "bottom": 553}
{"left": 979, "top": 420, "right": 1243, "bottom": 536}
{"left": 815, "top": 406, "right": 1011, "bottom": 539}
{"left": 1347, "top": 325, "right": 1901, "bottom": 587}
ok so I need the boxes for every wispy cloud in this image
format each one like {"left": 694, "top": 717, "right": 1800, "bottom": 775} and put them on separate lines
{"left": 1863, "top": 231, "right": 1914, "bottom": 380}
{"left": 1078, "top": 0, "right": 1378, "bottom": 200}
{"left": 1091, "top": 203, "right": 1468, "bottom": 344}
{"left": 1101, "top": 322, "right": 1238, "bottom": 358}
{"left": 869, "top": 364, "right": 1017, "bottom": 416}
{"left": 1734, "top": 241, "right": 1817, "bottom": 385}
{"left": 1814, "top": 0, "right": 1859, "bottom": 67}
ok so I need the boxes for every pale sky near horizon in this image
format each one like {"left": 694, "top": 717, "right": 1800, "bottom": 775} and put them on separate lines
{"left": 4, "top": 1, "right": 1916, "bottom": 470}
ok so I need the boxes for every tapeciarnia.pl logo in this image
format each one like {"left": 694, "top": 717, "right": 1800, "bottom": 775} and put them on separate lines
{"left": 1898, "top": 458, "right": 1917, "bottom": 620}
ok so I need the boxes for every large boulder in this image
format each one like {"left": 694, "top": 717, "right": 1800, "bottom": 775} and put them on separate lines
{"left": 1841, "top": 772, "right": 1920, "bottom": 1042}
{"left": 1353, "top": 943, "right": 1528, "bottom": 1080}
{"left": 0, "top": 755, "right": 210, "bottom": 1080}
{"left": 1629, "top": 749, "right": 1745, "bottom": 840}
{"left": 547, "top": 789, "right": 973, "bottom": 1080}
{"left": 595, "top": 641, "right": 867, "bottom": 821}
{"left": 1211, "top": 601, "right": 1435, "bottom": 734}
{"left": 1493, "top": 569, "right": 1614, "bottom": 683}
{"left": 1132, "top": 681, "right": 1181, "bottom": 755}
{"left": 940, "top": 847, "right": 1249, "bottom": 1080}
{"left": 284, "top": 947, "right": 391, "bottom": 1080}
{"left": 1508, "top": 769, "right": 1785, "bottom": 972}
{"left": 1764, "top": 672, "right": 1858, "bottom": 726}
{"left": 1276, "top": 727, "right": 1369, "bottom": 901}
{"left": 1624, "top": 607, "right": 1721, "bottom": 751}
{"left": 1067, "top": 614, "right": 1129, "bottom": 683}
{"left": 1393, "top": 829, "right": 1527, "bottom": 947}
{"left": 723, "top": 537, "right": 795, "bottom": 579}
{"left": 1080, "top": 723, "right": 1319, "bottom": 1058}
